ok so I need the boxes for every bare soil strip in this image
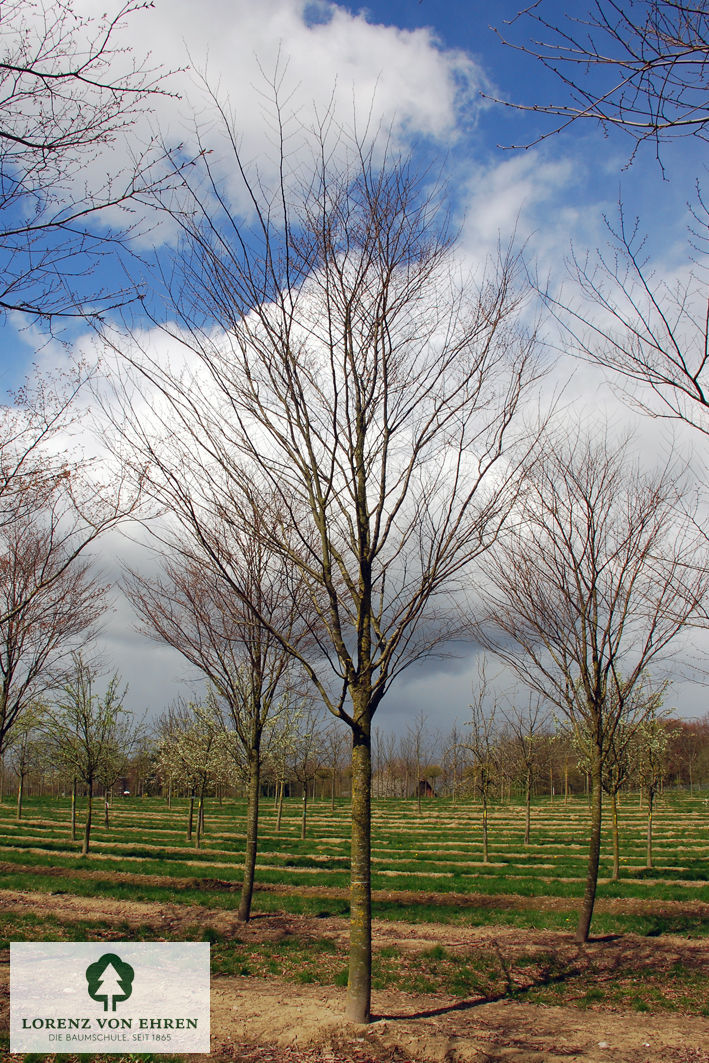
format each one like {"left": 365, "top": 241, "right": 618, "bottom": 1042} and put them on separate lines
{"left": 0, "top": 890, "right": 707, "bottom": 1062}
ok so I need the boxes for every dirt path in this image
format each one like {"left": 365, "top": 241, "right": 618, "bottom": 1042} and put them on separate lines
{"left": 0, "top": 890, "right": 707, "bottom": 1062}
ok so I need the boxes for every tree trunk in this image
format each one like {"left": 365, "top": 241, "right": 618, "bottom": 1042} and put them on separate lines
{"left": 276, "top": 776, "right": 285, "bottom": 832}
{"left": 346, "top": 714, "right": 371, "bottom": 1024}
{"left": 71, "top": 778, "right": 77, "bottom": 842}
{"left": 576, "top": 751, "right": 602, "bottom": 943}
{"left": 524, "top": 771, "right": 531, "bottom": 845}
{"left": 16, "top": 772, "right": 24, "bottom": 820}
{"left": 646, "top": 787, "right": 654, "bottom": 868}
{"left": 611, "top": 788, "right": 620, "bottom": 881}
{"left": 301, "top": 786, "right": 308, "bottom": 839}
{"left": 104, "top": 792, "right": 110, "bottom": 829}
{"left": 238, "top": 743, "right": 261, "bottom": 923}
{"left": 196, "top": 787, "right": 205, "bottom": 848}
{"left": 187, "top": 791, "right": 195, "bottom": 842}
{"left": 482, "top": 786, "right": 489, "bottom": 863}
{"left": 564, "top": 762, "right": 569, "bottom": 805}
{"left": 82, "top": 780, "right": 93, "bottom": 856}
{"left": 331, "top": 766, "right": 336, "bottom": 812}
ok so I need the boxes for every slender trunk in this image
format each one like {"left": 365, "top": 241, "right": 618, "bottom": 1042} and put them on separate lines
{"left": 524, "top": 771, "right": 531, "bottom": 845}
{"left": 16, "top": 772, "right": 23, "bottom": 820}
{"left": 576, "top": 749, "right": 602, "bottom": 943}
{"left": 564, "top": 763, "right": 569, "bottom": 805}
{"left": 301, "top": 786, "right": 308, "bottom": 839}
{"left": 646, "top": 786, "right": 654, "bottom": 868}
{"left": 187, "top": 791, "right": 195, "bottom": 842}
{"left": 196, "top": 787, "right": 205, "bottom": 849}
{"left": 611, "top": 788, "right": 620, "bottom": 881}
{"left": 549, "top": 764, "right": 553, "bottom": 802}
{"left": 276, "top": 775, "right": 285, "bottom": 832}
{"left": 104, "top": 791, "right": 110, "bottom": 829}
{"left": 82, "top": 779, "right": 93, "bottom": 856}
{"left": 71, "top": 778, "right": 77, "bottom": 842}
{"left": 346, "top": 712, "right": 371, "bottom": 1024}
{"left": 238, "top": 743, "right": 261, "bottom": 923}
{"left": 167, "top": 778, "right": 172, "bottom": 809}
{"left": 482, "top": 788, "right": 489, "bottom": 863}
{"left": 331, "top": 765, "right": 336, "bottom": 812}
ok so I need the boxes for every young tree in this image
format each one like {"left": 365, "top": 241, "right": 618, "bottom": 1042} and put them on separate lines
{"left": 156, "top": 700, "right": 230, "bottom": 848}
{"left": 481, "top": 431, "right": 708, "bottom": 942}
{"left": 466, "top": 666, "right": 501, "bottom": 864}
{"left": 634, "top": 707, "right": 672, "bottom": 868}
{"left": 46, "top": 655, "right": 138, "bottom": 855}
{"left": 6, "top": 705, "right": 44, "bottom": 819}
{"left": 288, "top": 703, "right": 324, "bottom": 840}
{"left": 125, "top": 497, "right": 305, "bottom": 922}
{"left": 323, "top": 721, "right": 349, "bottom": 811}
{"left": 502, "top": 695, "right": 550, "bottom": 845}
{"left": 110, "top": 107, "right": 540, "bottom": 1021}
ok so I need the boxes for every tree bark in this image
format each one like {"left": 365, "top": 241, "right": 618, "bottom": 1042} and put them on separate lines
{"left": 187, "top": 791, "right": 195, "bottom": 842}
{"left": 71, "top": 777, "right": 77, "bottom": 842}
{"left": 238, "top": 743, "right": 261, "bottom": 922}
{"left": 301, "top": 787, "right": 308, "bottom": 839}
{"left": 346, "top": 715, "right": 371, "bottom": 1024}
{"left": 82, "top": 779, "right": 93, "bottom": 856}
{"left": 524, "top": 771, "right": 531, "bottom": 845}
{"left": 611, "top": 788, "right": 620, "bottom": 881}
{"left": 576, "top": 752, "right": 602, "bottom": 943}
{"left": 104, "top": 792, "right": 110, "bottom": 829}
{"left": 276, "top": 776, "right": 284, "bottom": 832}
{"left": 646, "top": 787, "right": 655, "bottom": 868}
{"left": 482, "top": 786, "right": 489, "bottom": 863}
{"left": 16, "top": 772, "right": 24, "bottom": 820}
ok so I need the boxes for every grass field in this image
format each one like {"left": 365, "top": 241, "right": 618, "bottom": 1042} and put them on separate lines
{"left": 1, "top": 791, "right": 707, "bottom": 1061}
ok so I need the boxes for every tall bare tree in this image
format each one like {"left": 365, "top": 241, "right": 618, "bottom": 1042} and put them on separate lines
{"left": 481, "top": 430, "right": 708, "bottom": 942}
{"left": 109, "top": 107, "right": 540, "bottom": 1021}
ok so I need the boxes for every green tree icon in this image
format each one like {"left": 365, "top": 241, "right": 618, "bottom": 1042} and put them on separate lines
{"left": 86, "top": 953, "right": 134, "bottom": 1011}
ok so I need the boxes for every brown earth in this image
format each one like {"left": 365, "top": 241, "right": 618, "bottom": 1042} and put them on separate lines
{"left": 0, "top": 890, "right": 707, "bottom": 1063}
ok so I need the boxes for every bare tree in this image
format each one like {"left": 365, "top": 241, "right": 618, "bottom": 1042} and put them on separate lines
{"left": 109, "top": 105, "right": 540, "bottom": 1021}
{"left": 323, "top": 721, "right": 349, "bottom": 811}
{"left": 494, "top": 3, "right": 709, "bottom": 439}
{"left": 494, "top": 1, "right": 709, "bottom": 161}
{"left": 542, "top": 207, "right": 709, "bottom": 437}
{"left": 481, "top": 430, "right": 708, "bottom": 942}
{"left": 466, "top": 665, "right": 501, "bottom": 863}
{"left": 0, "top": 0, "right": 179, "bottom": 323}
{"left": 502, "top": 694, "right": 551, "bottom": 845}
{"left": 0, "top": 504, "right": 107, "bottom": 757}
{"left": 289, "top": 702, "right": 324, "bottom": 840}
{"left": 125, "top": 494, "right": 304, "bottom": 922}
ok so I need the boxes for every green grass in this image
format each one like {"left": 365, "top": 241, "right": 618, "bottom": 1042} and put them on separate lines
{"left": 1, "top": 791, "right": 708, "bottom": 938}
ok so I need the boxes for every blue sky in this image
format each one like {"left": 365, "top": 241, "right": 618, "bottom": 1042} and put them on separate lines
{"left": 5, "top": 0, "right": 706, "bottom": 729}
